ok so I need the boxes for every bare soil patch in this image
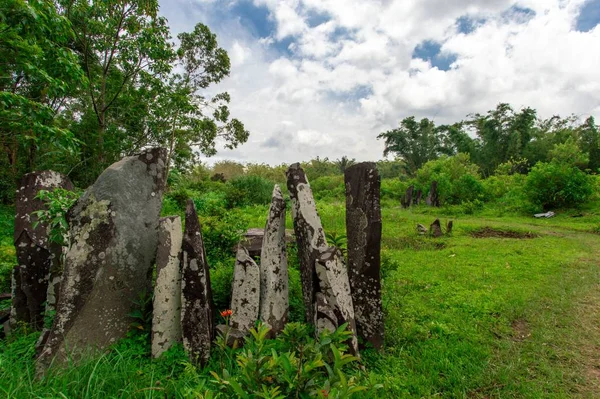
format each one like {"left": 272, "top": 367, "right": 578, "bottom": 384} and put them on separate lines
{"left": 470, "top": 227, "right": 538, "bottom": 239}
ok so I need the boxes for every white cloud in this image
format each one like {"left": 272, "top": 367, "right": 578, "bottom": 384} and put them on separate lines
{"left": 161, "top": 0, "right": 600, "bottom": 165}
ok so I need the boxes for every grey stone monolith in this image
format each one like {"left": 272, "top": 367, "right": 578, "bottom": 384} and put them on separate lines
{"left": 286, "top": 163, "right": 327, "bottom": 323}
{"left": 344, "top": 162, "right": 384, "bottom": 349}
{"left": 37, "top": 148, "right": 167, "bottom": 371}
{"left": 13, "top": 171, "right": 73, "bottom": 329}
{"left": 181, "top": 200, "right": 215, "bottom": 366}
{"left": 314, "top": 292, "right": 337, "bottom": 335}
{"left": 259, "top": 185, "right": 288, "bottom": 336}
{"left": 152, "top": 216, "right": 183, "bottom": 358}
{"left": 426, "top": 181, "right": 440, "bottom": 207}
{"left": 401, "top": 185, "right": 414, "bottom": 208}
{"left": 315, "top": 247, "right": 359, "bottom": 355}
{"left": 430, "top": 219, "right": 443, "bottom": 237}
{"left": 230, "top": 246, "right": 260, "bottom": 334}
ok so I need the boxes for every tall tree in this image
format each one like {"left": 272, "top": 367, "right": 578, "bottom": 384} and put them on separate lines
{"left": 578, "top": 116, "right": 600, "bottom": 173}
{"left": 377, "top": 117, "right": 441, "bottom": 175}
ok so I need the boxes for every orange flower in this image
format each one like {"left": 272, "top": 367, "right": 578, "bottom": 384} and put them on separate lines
{"left": 220, "top": 309, "right": 233, "bottom": 317}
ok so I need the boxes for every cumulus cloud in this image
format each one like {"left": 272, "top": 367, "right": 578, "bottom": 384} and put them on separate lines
{"left": 160, "top": 0, "right": 600, "bottom": 165}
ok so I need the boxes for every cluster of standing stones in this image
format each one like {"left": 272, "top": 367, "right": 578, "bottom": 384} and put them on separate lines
{"left": 401, "top": 181, "right": 439, "bottom": 208}
{"left": 6, "top": 148, "right": 384, "bottom": 374}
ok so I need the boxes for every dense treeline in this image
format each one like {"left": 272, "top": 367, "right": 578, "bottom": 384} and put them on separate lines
{"left": 0, "top": 0, "right": 248, "bottom": 202}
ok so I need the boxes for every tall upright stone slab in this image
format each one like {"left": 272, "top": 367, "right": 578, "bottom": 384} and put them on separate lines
{"left": 259, "top": 185, "right": 288, "bottom": 335}
{"left": 414, "top": 189, "right": 422, "bottom": 205}
{"left": 344, "top": 162, "right": 384, "bottom": 349}
{"left": 430, "top": 219, "right": 443, "bottom": 237}
{"left": 181, "top": 200, "right": 215, "bottom": 365}
{"left": 426, "top": 181, "right": 440, "bottom": 207}
{"left": 315, "top": 247, "right": 359, "bottom": 355}
{"left": 286, "top": 163, "right": 328, "bottom": 323}
{"left": 37, "top": 148, "right": 166, "bottom": 370}
{"left": 230, "top": 246, "right": 260, "bottom": 334}
{"left": 152, "top": 216, "right": 183, "bottom": 358}
{"left": 401, "top": 185, "right": 414, "bottom": 209}
{"left": 13, "top": 171, "right": 73, "bottom": 329}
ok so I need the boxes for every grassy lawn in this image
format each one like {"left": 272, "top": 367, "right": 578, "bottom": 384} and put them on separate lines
{"left": 1, "top": 201, "right": 599, "bottom": 397}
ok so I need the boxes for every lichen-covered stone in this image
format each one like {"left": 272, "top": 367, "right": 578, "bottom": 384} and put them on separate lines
{"left": 344, "top": 162, "right": 384, "bottom": 349}
{"left": 12, "top": 171, "right": 73, "bottom": 329}
{"left": 216, "top": 324, "right": 245, "bottom": 347}
{"left": 10, "top": 266, "right": 27, "bottom": 325}
{"left": 286, "top": 163, "right": 327, "bottom": 323}
{"left": 315, "top": 247, "right": 359, "bottom": 355}
{"left": 230, "top": 246, "right": 260, "bottom": 334}
{"left": 181, "top": 200, "right": 215, "bottom": 366}
{"left": 152, "top": 216, "right": 183, "bottom": 358}
{"left": 430, "top": 219, "right": 443, "bottom": 237}
{"left": 314, "top": 292, "right": 337, "bottom": 336}
{"left": 259, "top": 185, "right": 288, "bottom": 336}
{"left": 37, "top": 148, "right": 167, "bottom": 371}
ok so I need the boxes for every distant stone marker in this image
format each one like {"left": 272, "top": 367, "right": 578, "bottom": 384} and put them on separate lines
{"left": 344, "top": 162, "right": 384, "bottom": 349}
{"left": 12, "top": 171, "right": 74, "bottom": 329}
{"left": 430, "top": 219, "right": 443, "bottom": 237}
{"left": 37, "top": 148, "right": 167, "bottom": 371}
{"left": 181, "top": 200, "right": 215, "bottom": 365}
{"left": 315, "top": 247, "right": 359, "bottom": 355}
{"left": 286, "top": 163, "right": 328, "bottom": 323}
{"left": 446, "top": 220, "right": 453, "bottom": 234}
{"left": 152, "top": 216, "right": 183, "bottom": 358}
{"left": 426, "top": 181, "right": 440, "bottom": 207}
{"left": 259, "top": 185, "right": 288, "bottom": 336}
{"left": 229, "top": 246, "right": 260, "bottom": 334}
{"left": 414, "top": 189, "right": 423, "bottom": 205}
{"left": 401, "top": 185, "right": 414, "bottom": 208}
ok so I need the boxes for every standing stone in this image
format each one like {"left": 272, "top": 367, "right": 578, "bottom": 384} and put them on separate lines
{"left": 414, "top": 189, "right": 423, "bottom": 206}
{"left": 13, "top": 171, "right": 74, "bottom": 329}
{"left": 426, "top": 181, "right": 440, "bottom": 207}
{"left": 416, "top": 224, "right": 428, "bottom": 235}
{"left": 152, "top": 216, "right": 183, "bottom": 358}
{"left": 230, "top": 246, "right": 260, "bottom": 334}
{"left": 315, "top": 247, "right": 359, "bottom": 355}
{"left": 181, "top": 200, "right": 215, "bottom": 365}
{"left": 10, "top": 266, "right": 27, "bottom": 325}
{"left": 314, "top": 292, "right": 337, "bottom": 335}
{"left": 344, "top": 162, "right": 384, "bottom": 349}
{"left": 430, "top": 219, "right": 443, "bottom": 237}
{"left": 446, "top": 220, "right": 453, "bottom": 234}
{"left": 37, "top": 148, "right": 167, "bottom": 370}
{"left": 286, "top": 163, "right": 327, "bottom": 323}
{"left": 259, "top": 185, "right": 288, "bottom": 336}
{"left": 401, "top": 185, "right": 414, "bottom": 209}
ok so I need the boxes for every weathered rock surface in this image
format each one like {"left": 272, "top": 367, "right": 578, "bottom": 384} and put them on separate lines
{"left": 446, "top": 220, "right": 453, "bottom": 234}
{"left": 286, "top": 163, "right": 328, "bottom": 323}
{"left": 315, "top": 247, "right": 359, "bottom": 355}
{"left": 216, "top": 324, "right": 245, "bottom": 347}
{"left": 238, "top": 228, "right": 294, "bottom": 259}
{"left": 344, "top": 162, "right": 384, "bottom": 349}
{"left": 10, "top": 266, "right": 27, "bottom": 325}
{"left": 314, "top": 292, "right": 337, "bottom": 335}
{"left": 181, "top": 200, "right": 215, "bottom": 365}
{"left": 417, "top": 224, "right": 428, "bottom": 235}
{"left": 152, "top": 216, "right": 183, "bottom": 358}
{"left": 37, "top": 148, "right": 166, "bottom": 370}
{"left": 426, "top": 181, "right": 440, "bottom": 207}
{"left": 414, "top": 189, "right": 423, "bottom": 205}
{"left": 13, "top": 171, "right": 73, "bottom": 329}
{"left": 230, "top": 246, "right": 260, "bottom": 334}
{"left": 259, "top": 185, "right": 288, "bottom": 336}
{"left": 401, "top": 185, "right": 414, "bottom": 208}
{"left": 430, "top": 219, "right": 443, "bottom": 237}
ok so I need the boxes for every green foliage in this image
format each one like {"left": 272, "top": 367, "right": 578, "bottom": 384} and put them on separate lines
{"left": 211, "top": 323, "right": 373, "bottom": 398}
{"left": 326, "top": 232, "right": 347, "bottom": 256}
{"left": 202, "top": 209, "right": 249, "bottom": 264}
{"left": 0, "top": 206, "right": 15, "bottom": 293}
{"left": 548, "top": 138, "right": 589, "bottom": 168}
{"left": 311, "top": 175, "right": 345, "bottom": 200}
{"left": 32, "top": 188, "right": 80, "bottom": 246}
{"left": 228, "top": 175, "right": 274, "bottom": 207}
{"left": 380, "top": 178, "right": 406, "bottom": 202}
{"left": 525, "top": 161, "right": 594, "bottom": 210}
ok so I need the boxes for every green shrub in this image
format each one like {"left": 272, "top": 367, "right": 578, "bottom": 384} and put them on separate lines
{"left": 202, "top": 209, "right": 249, "bottom": 264}
{"left": 525, "top": 161, "right": 594, "bottom": 210}
{"left": 380, "top": 179, "right": 406, "bottom": 201}
{"left": 227, "top": 175, "right": 274, "bottom": 207}
{"left": 311, "top": 175, "right": 345, "bottom": 200}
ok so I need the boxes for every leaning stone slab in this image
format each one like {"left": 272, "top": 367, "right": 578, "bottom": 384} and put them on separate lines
{"left": 286, "top": 163, "right": 327, "bottom": 323}
{"left": 229, "top": 246, "right": 260, "bottom": 335}
{"left": 430, "top": 219, "right": 443, "bottom": 237}
{"left": 13, "top": 171, "right": 73, "bottom": 329}
{"left": 181, "top": 200, "right": 215, "bottom": 366}
{"left": 344, "top": 162, "right": 384, "bottom": 349}
{"left": 314, "top": 292, "right": 337, "bottom": 336}
{"left": 152, "top": 216, "right": 183, "bottom": 358}
{"left": 259, "top": 185, "right": 288, "bottom": 336}
{"left": 37, "top": 148, "right": 167, "bottom": 371}
{"left": 315, "top": 247, "right": 359, "bottom": 355}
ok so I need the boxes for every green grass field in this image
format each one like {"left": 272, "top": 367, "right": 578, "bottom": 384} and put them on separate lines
{"left": 1, "top": 201, "right": 599, "bottom": 398}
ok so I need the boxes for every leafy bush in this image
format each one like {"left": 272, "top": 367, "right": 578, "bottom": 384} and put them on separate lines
{"left": 525, "top": 161, "right": 594, "bottom": 210}
{"left": 380, "top": 179, "right": 406, "bottom": 201}
{"left": 227, "top": 175, "right": 274, "bottom": 207}
{"left": 311, "top": 175, "right": 345, "bottom": 200}
{"left": 211, "top": 323, "right": 376, "bottom": 398}
{"left": 202, "top": 209, "right": 249, "bottom": 263}
{"left": 32, "top": 188, "right": 81, "bottom": 246}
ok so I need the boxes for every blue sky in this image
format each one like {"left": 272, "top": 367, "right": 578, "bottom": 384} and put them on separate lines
{"left": 159, "top": 0, "right": 600, "bottom": 165}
